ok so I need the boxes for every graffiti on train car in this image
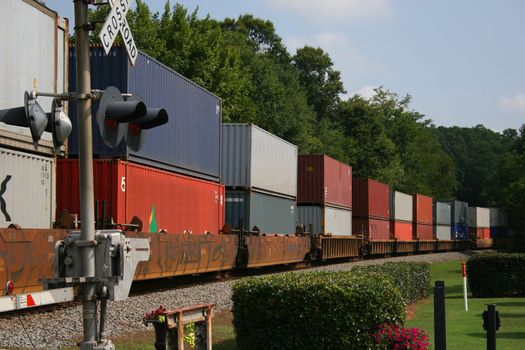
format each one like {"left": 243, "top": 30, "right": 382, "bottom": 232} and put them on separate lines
{"left": 130, "top": 233, "right": 238, "bottom": 280}
{"left": 0, "top": 229, "right": 68, "bottom": 295}
{"left": 245, "top": 235, "right": 311, "bottom": 268}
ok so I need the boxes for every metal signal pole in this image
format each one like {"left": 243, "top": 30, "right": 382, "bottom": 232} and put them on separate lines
{"left": 73, "top": 1, "right": 97, "bottom": 348}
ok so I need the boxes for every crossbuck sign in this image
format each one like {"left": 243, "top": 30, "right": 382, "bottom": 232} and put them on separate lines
{"left": 99, "top": 0, "right": 138, "bottom": 65}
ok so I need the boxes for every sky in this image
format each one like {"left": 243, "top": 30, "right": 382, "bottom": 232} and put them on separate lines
{"left": 45, "top": 0, "right": 525, "bottom": 132}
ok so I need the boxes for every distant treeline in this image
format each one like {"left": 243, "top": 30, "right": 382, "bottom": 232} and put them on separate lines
{"left": 85, "top": 1, "right": 525, "bottom": 242}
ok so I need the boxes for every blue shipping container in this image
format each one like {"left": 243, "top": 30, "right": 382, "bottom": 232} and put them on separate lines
{"left": 68, "top": 47, "right": 222, "bottom": 181}
{"left": 452, "top": 223, "right": 468, "bottom": 240}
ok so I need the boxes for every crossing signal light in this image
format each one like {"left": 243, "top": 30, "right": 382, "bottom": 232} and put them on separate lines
{"left": 96, "top": 86, "right": 168, "bottom": 150}
{"left": 0, "top": 91, "right": 48, "bottom": 143}
{"left": 47, "top": 99, "right": 72, "bottom": 150}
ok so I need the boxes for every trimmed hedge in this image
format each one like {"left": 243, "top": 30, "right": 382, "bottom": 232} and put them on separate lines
{"left": 467, "top": 253, "right": 525, "bottom": 297}
{"left": 352, "top": 262, "right": 431, "bottom": 304}
{"left": 232, "top": 271, "right": 405, "bottom": 350}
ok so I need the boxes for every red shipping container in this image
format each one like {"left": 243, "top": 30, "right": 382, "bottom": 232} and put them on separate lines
{"left": 414, "top": 223, "right": 433, "bottom": 240}
{"left": 352, "top": 178, "right": 390, "bottom": 219}
{"left": 57, "top": 159, "right": 224, "bottom": 234}
{"left": 353, "top": 217, "right": 391, "bottom": 240}
{"left": 413, "top": 194, "right": 433, "bottom": 224}
{"left": 469, "top": 227, "right": 490, "bottom": 239}
{"left": 391, "top": 220, "right": 413, "bottom": 240}
{"left": 297, "top": 155, "right": 352, "bottom": 208}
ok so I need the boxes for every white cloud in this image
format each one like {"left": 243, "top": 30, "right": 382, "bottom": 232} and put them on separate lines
{"left": 352, "top": 85, "right": 378, "bottom": 99}
{"left": 264, "top": 0, "right": 391, "bottom": 22}
{"left": 500, "top": 93, "right": 525, "bottom": 114}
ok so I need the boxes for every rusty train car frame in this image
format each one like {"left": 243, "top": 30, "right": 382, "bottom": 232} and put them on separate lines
{"left": 0, "top": 227, "right": 483, "bottom": 310}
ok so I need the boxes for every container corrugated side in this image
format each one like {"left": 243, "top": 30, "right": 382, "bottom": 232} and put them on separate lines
{"left": 352, "top": 217, "right": 390, "bottom": 240}
{"left": 225, "top": 190, "right": 296, "bottom": 234}
{"left": 391, "top": 220, "right": 412, "bottom": 240}
{"left": 0, "top": 122, "right": 54, "bottom": 156}
{"left": 434, "top": 201, "right": 451, "bottom": 225}
{"left": 297, "top": 205, "right": 352, "bottom": 235}
{"left": 414, "top": 223, "right": 433, "bottom": 240}
{"left": 0, "top": 0, "right": 68, "bottom": 112}
{"left": 57, "top": 159, "right": 224, "bottom": 234}
{"left": 221, "top": 124, "right": 297, "bottom": 197}
{"left": 352, "top": 178, "right": 389, "bottom": 219}
{"left": 68, "top": 47, "right": 221, "bottom": 181}
{"left": 413, "top": 194, "right": 432, "bottom": 224}
{"left": 452, "top": 223, "right": 468, "bottom": 240}
{"left": 435, "top": 225, "right": 451, "bottom": 240}
{"left": 489, "top": 208, "right": 499, "bottom": 227}
{"left": 297, "top": 155, "right": 352, "bottom": 208}
{"left": 468, "top": 207, "right": 490, "bottom": 228}
{"left": 0, "top": 147, "right": 55, "bottom": 228}
{"left": 390, "top": 191, "right": 413, "bottom": 222}
{"left": 444, "top": 200, "right": 468, "bottom": 224}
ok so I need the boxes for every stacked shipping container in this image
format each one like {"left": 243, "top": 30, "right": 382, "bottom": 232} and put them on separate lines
{"left": 222, "top": 124, "right": 298, "bottom": 234}
{"left": 412, "top": 194, "right": 433, "bottom": 240}
{"left": 296, "top": 155, "right": 352, "bottom": 235}
{"left": 0, "top": 0, "right": 68, "bottom": 229}
{"left": 68, "top": 47, "right": 222, "bottom": 182}
{"left": 468, "top": 207, "right": 490, "bottom": 239}
{"left": 489, "top": 208, "right": 508, "bottom": 238}
{"left": 63, "top": 47, "right": 225, "bottom": 234}
{"left": 352, "top": 179, "right": 391, "bottom": 240}
{"left": 390, "top": 191, "right": 413, "bottom": 240}
{"left": 56, "top": 159, "right": 224, "bottom": 234}
{"left": 444, "top": 200, "right": 469, "bottom": 240}
{"left": 433, "top": 201, "right": 452, "bottom": 240}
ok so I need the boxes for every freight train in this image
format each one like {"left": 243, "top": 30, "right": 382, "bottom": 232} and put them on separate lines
{"left": 0, "top": 0, "right": 507, "bottom": 312}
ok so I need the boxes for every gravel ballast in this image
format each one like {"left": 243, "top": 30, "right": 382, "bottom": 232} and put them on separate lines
{"left": 0, "top": 251, "right": 479, "bottom": 349}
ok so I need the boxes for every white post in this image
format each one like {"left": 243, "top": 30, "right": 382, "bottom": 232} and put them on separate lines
{"left": 462, "top": 262, "right": 468, "bottom": 311}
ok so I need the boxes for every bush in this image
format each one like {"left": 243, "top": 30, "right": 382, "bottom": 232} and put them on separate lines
{"left": 373, "top": 323, "right": 431, "bottom": 350}
{"left": 232, "top": 271, "right": 405, "bottom": 350}
{"left": 352, "top": 262, "right": 431, "bottom": 304}
{"left": 467, "top": 253, "right": 525, "bottom": 297}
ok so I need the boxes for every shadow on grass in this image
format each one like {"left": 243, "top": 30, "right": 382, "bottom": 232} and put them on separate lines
{"left": 467, "top": 332, "right": 525, "bottom": 340}
{"left": 500, "top": 313, "right": 525, "bottom": 318}
{"left": 493, "top": 301, "right": 525, "bottom": 307}
{"left": 214, "top": 339, "right": 238, "bottom": 350}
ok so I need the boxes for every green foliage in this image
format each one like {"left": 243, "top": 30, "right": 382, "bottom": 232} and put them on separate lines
{"left": 467, "top": 253, "right": 525, "bottom": 297}
{"left": 232, "top": 271, "right": 405, "bottom": 350}
{"left": 352, "top": 262, "right": 431, "bottom": 304}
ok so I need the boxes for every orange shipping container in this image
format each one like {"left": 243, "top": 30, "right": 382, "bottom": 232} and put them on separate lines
{"left": 391, "top": 220, "right": 413, "bottom": 240}
{"left": 57, "top": 159, "right": 224, "bottom": 234}
{"left": 413, "top": 194, "right": 433, "bottom": 224}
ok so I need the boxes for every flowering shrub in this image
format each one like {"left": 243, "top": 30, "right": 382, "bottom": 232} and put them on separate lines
{"left": 373, "top": 323, "right": 430, "bottom": 350}
{"left": 144, "top": 305, "right": 167, "bottom": 323}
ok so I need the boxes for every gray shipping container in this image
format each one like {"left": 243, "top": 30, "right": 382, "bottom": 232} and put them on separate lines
{"left": 0, "top": 0, "right": 68, "bottom": 112}
{"left": 434, "top": 201, "right": 452, "bottom": 226}
{"left": 222, "top": 124, "right": 298, "bottom": 197}
{"left": 468, "top": 207, "right": 490, "bottom": 228}
{"left": 68, "top": 47, "right": 222, "bottom": 181}
{"left": 225, "top": 190, "right": 296, "bottom": 234}
{"left": 0, "top": 147, "right": 55, "bottom": 228}
{"left": 435, "top": 225, "right": 451, "bottom": 240}
{"left": 297, "top": 205, "right": 352, "bottom": 235}
{"left": 490, "top": 208, "right": 508, "bottom": 227}
{"left": 389, "top": 191, "right": 413, "bottom": 222}
{"left": 442, "top": 200, "right": 468, "bottom": 224}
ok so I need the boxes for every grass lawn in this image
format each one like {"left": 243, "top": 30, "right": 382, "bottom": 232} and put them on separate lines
{"left": 407, "top": 258, "right": 525, "bottom": 350}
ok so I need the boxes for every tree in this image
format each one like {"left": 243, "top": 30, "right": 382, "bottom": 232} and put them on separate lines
{"left": 293, "top": 46, "right": 345, "bottom": 121}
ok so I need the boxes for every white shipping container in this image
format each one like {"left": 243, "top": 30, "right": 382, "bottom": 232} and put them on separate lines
{"left": 297, "top": 205, "right": 352, "bottom": 235}
{"left": 468, "top": 207, "right": 490, "bottom": 228}
{"left": 390, "top": 191, "right": 413, "bottom": 222}
{"left": 222, "top": 124, "right": 298, "bottom": 197}
{"left": 435, "top": 225, "right": 451, "bottom": 240}
{"left": 0, "top": 147, "right": 55, "bottom": 228}
{"left": 0, "top": 122, "right": 54, "bottom": 156}
{"left": 0, "top": 0, "right": 68, "bottom": 112}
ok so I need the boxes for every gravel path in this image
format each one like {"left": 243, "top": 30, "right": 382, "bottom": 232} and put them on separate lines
{"left": 0, "top": 251, "right": 480, "bottom": 349}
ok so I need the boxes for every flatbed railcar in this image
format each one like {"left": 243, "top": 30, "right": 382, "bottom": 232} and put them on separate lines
{"left": 0, "top": 226, "right": 479, "bottom": 312}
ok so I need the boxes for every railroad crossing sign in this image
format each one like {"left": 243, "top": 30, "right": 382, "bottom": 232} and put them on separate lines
{"left": 99, "top": 0, "right": 138, "bottom": 65}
